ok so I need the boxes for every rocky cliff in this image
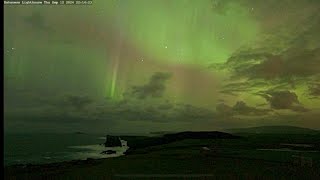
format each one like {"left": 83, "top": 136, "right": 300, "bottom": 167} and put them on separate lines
{"left": 104, "top": 135, "right": 122, "bottom": 147}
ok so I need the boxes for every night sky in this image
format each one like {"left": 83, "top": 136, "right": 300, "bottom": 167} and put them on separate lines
{"left": 4, "top": 0, "right": 320, "bottom": 133}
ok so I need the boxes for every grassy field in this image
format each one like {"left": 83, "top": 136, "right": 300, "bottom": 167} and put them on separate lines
{"left": 4, "top": 133, "right": 320, "bottom": 180}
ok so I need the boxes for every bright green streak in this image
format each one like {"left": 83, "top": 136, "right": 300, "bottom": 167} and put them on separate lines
{"left": 110, "top": 60, "right": 119, "bottom": 98}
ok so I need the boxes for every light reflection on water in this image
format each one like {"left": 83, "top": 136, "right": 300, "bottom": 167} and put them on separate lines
{"left": 4, "top": 133, "right": 130, "bottom": 166}
{"left": 68, "top": 140, "right": 129, "bottom": 160}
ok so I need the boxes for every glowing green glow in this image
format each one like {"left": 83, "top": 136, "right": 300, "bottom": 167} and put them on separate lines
{"left": 4, "top": 0, "right": 320, "bottom": 131}
{"left": 110, "top": 0, "right": 259, "bottom": 65}
{"left": 110, "top": 60, "right": 119, "bottom": 98}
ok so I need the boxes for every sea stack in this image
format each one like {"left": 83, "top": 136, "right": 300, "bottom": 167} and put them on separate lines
{"left": 104, "top": 135, "right": 122, "bottom": 147}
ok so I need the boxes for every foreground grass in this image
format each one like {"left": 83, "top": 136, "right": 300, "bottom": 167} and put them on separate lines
{"left": 5, "top": 153, "right": 319, "bottom": 180}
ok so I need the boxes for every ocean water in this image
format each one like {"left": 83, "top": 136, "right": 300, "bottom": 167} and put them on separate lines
{"left": 4, "top": 133, "right": 129, "bottom": 166}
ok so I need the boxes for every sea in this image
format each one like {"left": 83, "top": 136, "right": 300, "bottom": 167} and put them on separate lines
{"left": 4, "top": 133, "right": 135, "bottom": 166}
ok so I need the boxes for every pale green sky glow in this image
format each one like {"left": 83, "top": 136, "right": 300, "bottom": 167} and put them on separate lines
{"left": 4, "top": 0, "right": 320, "bottom": 133}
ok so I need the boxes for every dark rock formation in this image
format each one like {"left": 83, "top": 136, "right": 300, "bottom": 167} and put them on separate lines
{"left": 104, "top": 135, "right": 122, "bottom": 147}
{"left": 101, "top": 150, "right": 117, "bottom": 155}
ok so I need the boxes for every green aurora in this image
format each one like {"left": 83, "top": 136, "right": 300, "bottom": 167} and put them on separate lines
{"left": 4, "top": 0, "right": 320, "bottom": 133}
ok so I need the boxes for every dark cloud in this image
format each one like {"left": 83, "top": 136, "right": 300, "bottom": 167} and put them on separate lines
{"left": 213, "top": 49, "right": 319, "bottom": 97}
{"left": 219, "top": 80, "right": 269, "bottom": 96}
{"left": 258, "top": 90, "right": 309, "bottom": 112}
{"left": 289, "top": 12, "right": 320, "bottom": 49}
{"left": 216, "top": 101, "right": 271, "bottom": 116}
{"left": 63, "top": 95, "right": 93, "bottom": 110}
{"left": 216, "top": 103, "right": 233, "bottom": 115}
{"left": 130, "top": 72, "right": 172, "bottom": 99}
{"left": 177, "top": 104, "right": 215, "bottom": 121}
{"left": 232, "top": 101, "right": 271, "bottom": 115}
{"left": 259, "top": 90, "right": 298, "bottom": 109}
{"left": 212, "top": 7, "right": 320, "bottom": 100}
{"left": 289, "top": 106, "right": 310, "bottom": 113}
{"left": 225, "top": 48, "right": 320, "bottom": 81}
{"left": 282, "top": 48, "right": 320, "bottom": 77}
{"left": 120, "top": 103, "right": 206, "bottom": 124}
{"left": 309, "top": 83, "right": 320, "bottom": 97}
{"left": 37, "top": 94, "right": 93, "bottom": 111}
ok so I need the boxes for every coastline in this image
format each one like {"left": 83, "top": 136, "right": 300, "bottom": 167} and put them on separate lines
{"left": 5, "top": 150, "right": 320, "bottom": 180}
{"left": 5, "top": 132, "right": 320, "bottom": 179}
